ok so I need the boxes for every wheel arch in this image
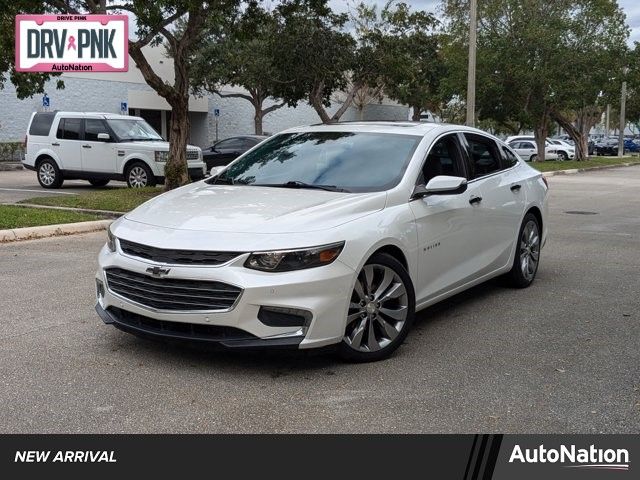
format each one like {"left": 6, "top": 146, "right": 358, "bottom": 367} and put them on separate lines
{"left": 35, "top": 153, "right": 58, "bottom": 168}
{"left": 370, "top": 244, "right": 409, "bottom": 272}
{"left": 122, "top": 158, "right": 148, "bottom": 175}
{"left": 526, "top": 205, "right": 543, "bottom": 234}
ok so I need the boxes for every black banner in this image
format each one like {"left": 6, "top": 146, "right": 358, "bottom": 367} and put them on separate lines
{"left": 0, "top": 434, "right": 636, "bottom": 479}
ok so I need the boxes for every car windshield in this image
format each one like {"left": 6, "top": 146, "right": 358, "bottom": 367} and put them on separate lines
{"left": 107, "top": 119, "right": 163, "bottom": 141}
{"left": 207, "top": 131, "right": 422, "bottom": 193}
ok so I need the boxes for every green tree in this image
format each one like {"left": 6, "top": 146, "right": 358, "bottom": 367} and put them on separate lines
{"left": 1, "top": 0, "right": 239, "bottom": 189}
{"left": 190, "top": 2, "right": 285, "bottom": 135}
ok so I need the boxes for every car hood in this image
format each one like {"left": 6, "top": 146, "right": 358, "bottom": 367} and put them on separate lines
{"left": 124, "top": 182, "right": 387, "bottom": 234}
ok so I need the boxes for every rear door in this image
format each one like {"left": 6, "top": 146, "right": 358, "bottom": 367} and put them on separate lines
{"left": 55, "top": 118, "right": 83, "bottom": 170}
{"left": 461, "top": 133, "right": 527, "bottom": 276}
{"left": 81, "top": 119, "right": 117, "bottom": 173}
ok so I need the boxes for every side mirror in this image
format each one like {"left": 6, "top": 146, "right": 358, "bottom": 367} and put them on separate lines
{"left": 411, "top": 175, "right": 468, "bottom": 200}
{"left": 97, "top": 133, "right": 110, "bottom": 141}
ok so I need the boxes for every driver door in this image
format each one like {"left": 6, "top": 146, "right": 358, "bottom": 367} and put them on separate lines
{"left": 81, "top": 119, "right": 117, "bottom": 173}
{"left": 409, "top": 133, "right": 485, "bottom": 303}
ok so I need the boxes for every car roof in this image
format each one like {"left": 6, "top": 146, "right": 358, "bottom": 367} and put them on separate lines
{"left": 281, "top": 121, "right": 489, "bottom": 137}
{"left": 42, "top": 111, "right": 142, "bottom": 121}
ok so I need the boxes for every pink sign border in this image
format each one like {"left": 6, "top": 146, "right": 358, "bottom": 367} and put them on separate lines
{"left": 15, "top": 14, "right": 129, "bottom": 73}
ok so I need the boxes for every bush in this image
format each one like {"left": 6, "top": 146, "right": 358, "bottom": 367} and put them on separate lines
{"left": 0, "top": 142, "right": 25, "bottom": 162}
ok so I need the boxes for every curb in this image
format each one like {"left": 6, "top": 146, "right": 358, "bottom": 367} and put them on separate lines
{"left": 0, "top": 162, "right": 24, "bottom": 171}
{"left": 0, "top": 219, "right": 113, "bottom": 243}
{"left": 12, "top": 203, "right": 124, "bottom": 219}
{"left": 542, "top": 161, "right": 640, "bottom": 177}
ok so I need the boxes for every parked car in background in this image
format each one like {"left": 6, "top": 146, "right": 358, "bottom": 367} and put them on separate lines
{"left": 23, "top": 111, "right": 205, "bottom": 188}
{"left": 546, "top": 139, "right": 576, "bottom": 160}
{"left": 202, "top": 135, "right": 268, "bottom": 172}
{"left": 594, "top": 137, "right": 620, "bottom": 156}
{"left": 508, "top": 139, "right": 560, "bottom": 161}
{"left": 96, "top": 122, "right": 548, "bottom": 361}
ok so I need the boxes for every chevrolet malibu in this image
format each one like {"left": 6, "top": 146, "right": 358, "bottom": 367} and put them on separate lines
{"left": 96, "top": 122, "right": 548, "bottom": 361}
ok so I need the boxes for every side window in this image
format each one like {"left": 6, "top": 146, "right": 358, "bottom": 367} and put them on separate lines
{"left": 29, "top": 113, "right": 56, "bottom": 136}
{"left": 464, "top": 134, "right": 503, "bottom": 178}
{"left": 418, "top": 134, "right": 466, "bottom": 185}
{"left": 501, "top": 146, "right": 520, "bottom": 168}
{"left": 56, "top": 118, "right": 82, "bottom": 140}
{"left": 84, "top": 119, "right": 109, "bottom": 141}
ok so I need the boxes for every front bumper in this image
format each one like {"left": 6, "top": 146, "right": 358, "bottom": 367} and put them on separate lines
{"left": 96, "top": 244, "right": 356, "bottom": 349}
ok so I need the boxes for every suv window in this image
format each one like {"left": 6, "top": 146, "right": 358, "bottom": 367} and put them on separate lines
{"left": 56, "top": 118, "right": 82, "bottom": 140}
{"left": 216, "top": 138, "right": 245, "bottom": 150}
{"left": 418, "top": 134, "right": 466, "bottom": 185}
{"left": 29, "top": 112, "right": 56, "bottom": 136}
{"left": 84, "top": 119, "right": 109, "bottom": 141}
{"left": 464, "top": 133, "right": 503, "bottom": 178}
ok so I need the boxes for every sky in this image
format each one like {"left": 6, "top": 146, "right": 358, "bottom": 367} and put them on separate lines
{"left": 329, "top": 0, "right": 640, "bottom": 45}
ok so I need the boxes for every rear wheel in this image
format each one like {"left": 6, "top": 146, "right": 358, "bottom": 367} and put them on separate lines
{"left": 505, "top": 213, "right": 541, "bottom": 288}
{"left": 37, "top": 158, "right": 63, "bottom": 189}
{"left": 339, "top": 253, "right": 415, "bottom": 362}
{"left": 88, "top": 179, "right": 110, "bottom": 187}
{"left": 529, "top": 154, "right": 538, "bottom": 162}
{"left": 126, "top": 162, "right": 156, "bottom": 188}
{"left": 558, "top": 151, "right": 568, "bottom": 161}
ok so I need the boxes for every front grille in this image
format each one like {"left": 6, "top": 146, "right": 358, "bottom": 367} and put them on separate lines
{"left": 119, "top": 239, "right": 242, "bottom": 266}
{"left": 187, "top": 150, "right": 200, "bottom": 161}
{"left": 105, "top": 268, "right": 241, "bottom": 311}
{"left": 107, "top": 307, "right": 256, "bottom": 341}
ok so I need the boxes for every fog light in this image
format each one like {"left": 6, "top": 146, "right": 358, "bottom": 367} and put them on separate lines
{"left": 258, "top": 306, "right": 312, "bottom": 331}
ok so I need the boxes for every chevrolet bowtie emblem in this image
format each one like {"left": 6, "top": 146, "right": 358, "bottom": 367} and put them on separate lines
{"left": 146, "top": 266, "right": 171, "bottom": 277}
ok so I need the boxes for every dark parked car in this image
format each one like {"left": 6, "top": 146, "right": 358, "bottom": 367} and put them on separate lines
{"left": 202, "top": 135, "right": 268, "bottom": 172}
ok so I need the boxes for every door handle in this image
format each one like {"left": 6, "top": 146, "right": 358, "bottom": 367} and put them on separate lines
{"left": 82, "top": 144, "right": 92, "bottom": 149}
{"left": 510, "top": 184, "right": 522, "bottom": 192}
{"left": 51, "top": 142, "right": 60, "bottom": 146}
{"left": 469, "top": 196, "right": 483, "bottom": 205}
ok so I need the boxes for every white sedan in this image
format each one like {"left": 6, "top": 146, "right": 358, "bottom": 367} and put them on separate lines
{"left": 96, "top": 122, "right": 549, "bottom": 361}
{"left": 508, "top": 139, "right": 560, "bottom": 161}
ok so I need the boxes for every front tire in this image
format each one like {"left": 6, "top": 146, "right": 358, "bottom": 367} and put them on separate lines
{"left": 339, "top": 253, "right": 415, "bottom": 362}
{"left": 37, "top": 158, "right": 63, "bottom": 189}
{"left": 558, "top": 151, "right": 568, "bottom": 161}
{"left": 505, "top": 213, "right": 541, "bottom": 288}
{"left": 126, "top": 162, "right": 156, "bottom": 188}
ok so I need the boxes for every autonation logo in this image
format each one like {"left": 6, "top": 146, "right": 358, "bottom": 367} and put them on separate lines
{"left": 509, "top": 444, "right": 630, "bottom": 471}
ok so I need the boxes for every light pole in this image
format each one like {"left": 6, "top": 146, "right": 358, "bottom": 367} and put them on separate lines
{"left": 618, "top": 68, "right": 628, "bottom": 157}
{"left": 466, "top": 0, "right": 477, "bottom": 127}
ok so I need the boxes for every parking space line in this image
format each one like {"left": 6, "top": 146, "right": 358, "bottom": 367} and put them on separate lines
{"left": 0, "top": 188, "right": 77, "bottom": 195}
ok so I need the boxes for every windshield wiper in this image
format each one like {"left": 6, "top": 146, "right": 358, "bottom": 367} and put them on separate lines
{"left": 256, "top": 181, "right": 348, "bottom": 192}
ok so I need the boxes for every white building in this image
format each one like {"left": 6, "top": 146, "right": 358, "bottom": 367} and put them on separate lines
{"left": 0, "top": 46, "right": 409, "bottom": 146}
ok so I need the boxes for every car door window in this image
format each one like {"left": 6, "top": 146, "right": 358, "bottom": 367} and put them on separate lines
{"left": 84, "top": 119, "right": 109, "bottom": 141}
{"left": 418, "top": 134, "right": 466, "bottom": 185}
{"left": 523, "top": 141, "right": 535, "bottom": 149}
{"left": 216, "top": 138, "right": 244, "bottom": 150}
{"left": 501, "top": 146, "right": 520, "bottom": 168}
{"left": 464, "top": 133, "right": 503, "bottom": 178}
{"left": 56, "top": 118, "right": 82, "bottom": 140}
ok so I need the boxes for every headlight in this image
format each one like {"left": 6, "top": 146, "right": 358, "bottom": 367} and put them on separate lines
{"left": 154, "top": 151, "right": 169, "bottom": 162}
{"left": 244, "top": 242, "right": 345, "bottom": 272}
{"left": 106, "top": 226, "right": 116, "bottom": 252}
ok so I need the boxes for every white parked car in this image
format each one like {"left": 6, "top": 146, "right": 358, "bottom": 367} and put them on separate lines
{"left": 546, "top": 139, "right": 576, "bottom": 160}
{"left": 23, "top": 111, "right": 206, "bottom": 188}
{"left": 508, "top": 139, "right": 560, "bottom": 162}
{"left": 96, "top": 122, "right": 549, "bottom": 361}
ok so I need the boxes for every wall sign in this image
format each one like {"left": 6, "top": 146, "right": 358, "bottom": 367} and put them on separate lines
{"left": 15, "top": 14, "right": 128, "bottom": 73}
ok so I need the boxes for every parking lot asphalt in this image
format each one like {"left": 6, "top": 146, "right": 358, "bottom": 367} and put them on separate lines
{"left": 0, "top": 168, "right": 126, "bottom": 204}
{"left": 0, "top": 167, "right": 639, "bottom": 433}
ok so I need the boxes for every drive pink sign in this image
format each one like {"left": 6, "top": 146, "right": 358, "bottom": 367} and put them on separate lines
{"left": 15, "top": 14, "right": 128, "bottom": 72}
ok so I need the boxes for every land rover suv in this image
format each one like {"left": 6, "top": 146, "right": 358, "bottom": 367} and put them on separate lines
{"left": 23, "top": 111, "right": 206, "bottom": 188}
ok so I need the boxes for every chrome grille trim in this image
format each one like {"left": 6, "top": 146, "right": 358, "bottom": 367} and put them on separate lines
{"left": 105, "top": 268, "right": 242, "bottom": 312}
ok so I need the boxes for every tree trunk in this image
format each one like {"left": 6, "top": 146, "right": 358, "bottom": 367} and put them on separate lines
{"left": 534, "top": 111, "right": 550, "bottom": 162}
{"left": 553, "top": 112, "right": 587, "bottom": 160}
{"left": 254, "top": 106, "right": 264, "bottom": 135}
{"left": 164, "top": 99, "right": 190, "bottom": 190}
{"left": 411, "top": 106, "right": 422, "bottom": 121}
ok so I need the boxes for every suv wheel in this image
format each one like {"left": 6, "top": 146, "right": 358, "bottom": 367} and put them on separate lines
{"left": 37, "top": 158, "right": 63, "bottom": 189}
{"left": 339, "top": 253, "right": 415, "bottom": 362}
{"left": 126, "top": 162, "right": 156, "bottom": 188}
{"left": 88, "top": 179, "right": 110, "bottom": 187}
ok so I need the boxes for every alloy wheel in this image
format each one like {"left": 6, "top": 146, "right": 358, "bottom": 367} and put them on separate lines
{"left": 128, "top": 166, "right": 148, "bottom": 188}
{"left": 344, "top": 264, "right": 409, "bottom": 352}
{"left": 520, "top": 220, "right": 540, "bottom": 282}
{"left": 38, "top": 163, "right": 56, "bottom": 186}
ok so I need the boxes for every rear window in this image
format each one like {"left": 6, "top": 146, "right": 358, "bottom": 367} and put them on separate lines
{"left": 28, "top": 113, "right": 56, "bottom": 136}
